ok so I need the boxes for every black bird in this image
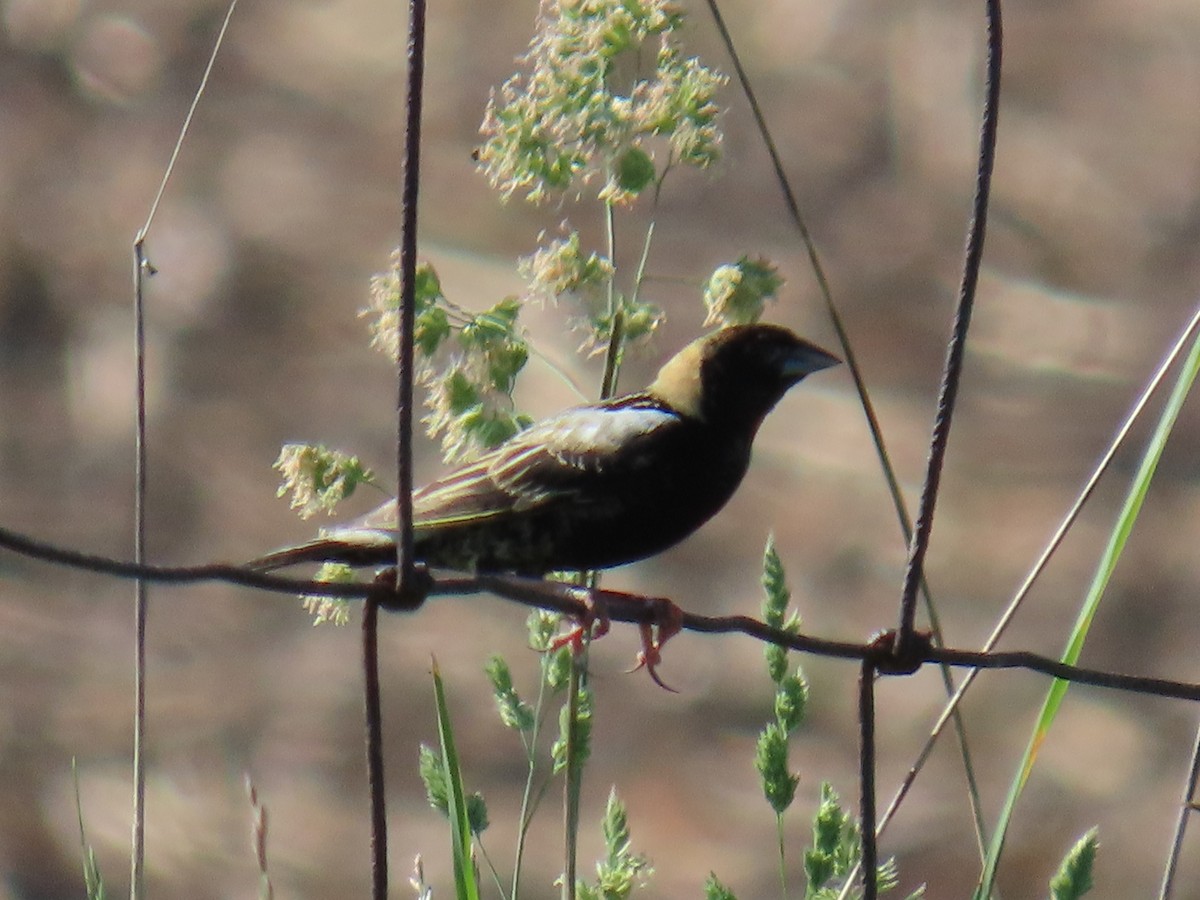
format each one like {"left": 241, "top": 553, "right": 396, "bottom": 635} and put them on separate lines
{"left": 247, "top": 323, "right": 839, "bottom": 575}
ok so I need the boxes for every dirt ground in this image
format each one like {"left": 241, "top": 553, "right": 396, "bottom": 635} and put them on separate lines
{"left": 3, "top": 0, "right": 1200, "bottom": 897}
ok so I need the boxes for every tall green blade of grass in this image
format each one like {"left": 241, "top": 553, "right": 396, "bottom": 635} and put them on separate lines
{"left": 974, "top": 330, "right": 1200, "bottom": 899}
{"left": 73, "top": 759, "right": 106, "bottom": 900}
{"left": 432, "top": 658, "right": 482, "bottom": 900}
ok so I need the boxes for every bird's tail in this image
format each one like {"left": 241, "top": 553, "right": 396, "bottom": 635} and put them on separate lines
{"left": 244, "top": 538, "right": 348, "bottom": 572}
{"left": 245, "top": 529, "right": 398, "bottom": 572}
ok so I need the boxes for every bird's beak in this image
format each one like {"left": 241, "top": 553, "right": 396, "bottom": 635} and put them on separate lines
{"left": 781, "top": 341, "right": 841, "bottom": 380}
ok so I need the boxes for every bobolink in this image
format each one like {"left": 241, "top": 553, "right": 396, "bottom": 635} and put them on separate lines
{"left": 248, "top": 323, "right": 839, "bottom": 575}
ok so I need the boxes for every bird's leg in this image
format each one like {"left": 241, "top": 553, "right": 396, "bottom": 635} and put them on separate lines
{"left": 474, "top": 574, "right": 609, "bottom": 653}
{"left": 628, "top": 597, "right": 684, "bottom": 692}
{"left": 548, "top": 587, "right": 611, "bottom": 654}
{"left": 548, "top": 588, "right": 683, "bottom": 690}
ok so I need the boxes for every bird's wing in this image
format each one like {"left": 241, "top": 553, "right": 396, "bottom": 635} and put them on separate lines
{"left": 408, "top": 400, "right": 679, "bottom": 525}
{"left": 327, "top": 400, "right": 679, "bottom": 539}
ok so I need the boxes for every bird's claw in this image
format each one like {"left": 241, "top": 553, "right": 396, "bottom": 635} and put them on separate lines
{"left": 627, "top": 599, "right": 684, "bottom": 692}
{"left": 547, "top": 591, "right": 683, "bottom": 692}
{"left": 549, "top": 592, "right": 611, "bottom": 655}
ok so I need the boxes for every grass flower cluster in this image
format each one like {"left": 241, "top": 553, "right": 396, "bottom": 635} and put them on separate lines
{"left": 477, "top": 0, "right": 725, "bottom": 205}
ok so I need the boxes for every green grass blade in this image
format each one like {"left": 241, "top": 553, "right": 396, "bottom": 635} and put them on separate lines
{"left": 974, "top": 331, "right": 1200, "bottom": 899}
{"left": 432, "top": 658, "right": 482, "bottom": 900}
{"left": 72, "top": 758, "right": 107, "bottom": 900}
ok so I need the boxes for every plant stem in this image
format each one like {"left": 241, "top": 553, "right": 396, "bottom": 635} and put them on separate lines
{"left": 511, "top": 657, "right": 552, "bottom": 899}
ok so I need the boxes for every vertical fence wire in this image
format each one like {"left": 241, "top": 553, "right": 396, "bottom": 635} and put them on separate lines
{"left": 1159, "top": 722, "right": 1200, "bottom": 897}
{"left": 127, "top": 7, "right": 239, "bottom": 895}
{"left": 859, "top": 659, "right": 878, "bottom": 900}
{"left": 361, "top": 1, "right": 430, "bottom": 897}
{"left": 129, "top": 239, "right": 149, "bottom": 900}
{"left": 363, "top": 592, "right": 388, "bottom": 898}
{"left": 896, "top": 0, "right": 1003, "bottom": 652}
{"left": 394, "top": 0, "right": 428, "bottom": 595}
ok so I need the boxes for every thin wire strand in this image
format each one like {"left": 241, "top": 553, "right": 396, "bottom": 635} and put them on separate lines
{"left": 128, "top": 6, "right": 239, "bottom": 897}
{"left": 830, "top": 301, "right": 1200, "bottom": 900}
{"left": 859, "top": 660, "right": 878, "bottom": 900}
{"left": 129, "top": 239, "right": 148, "bottom": 900}
{"left": 2, "top": 520, "right": 1199, "bottom": 702}
{"left": 363, "top": 594, "right": 388, "bottom": 899}
{"left": 872, "top": 301, "right": 1200, "bottom": 840}
{"left": 896, "top": 0, "right": 1003, "bottom": 649}
{"left": 703, "top": 0, "right": 993, "bottom": 862}
{"left": 1159, "top": 721, "right": 1200, "bottom": 898}
{"left": 700, "top": 0, "right": 913, "bottom": 555}
{"left": 139, "top": 0, "right": 239, "bottom": 239}
{"left": 360, "top": 3, "right": 429, "bottom": 897}
{"left": 394, "top": 0, "right": 427, "bottom": 594}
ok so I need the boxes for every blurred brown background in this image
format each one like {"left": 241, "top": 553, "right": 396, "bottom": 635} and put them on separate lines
{"left": 3, "top": 0, "right": 1200, "bottom": 897}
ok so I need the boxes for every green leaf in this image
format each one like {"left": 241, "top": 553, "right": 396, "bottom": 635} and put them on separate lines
{"left": 761, "top": 535, "right": 791, "bottom": 628}
{"left": 552, "top": 687, "right": 593, "bottom": 774}
{"left": 521, "top": 231, "right": 614, "bottom": 299}
{"left": 273, "top": 443, "right": 375, "bottom": 519}
{"left": 443, "top": 370, "right": 481, "bottom": 415}
{"left": 414, "top": 261, "right": 445, "bottom": 311}
{"left": 477, "top": 0, "right": 723, "bottom": 200}
{"left": 754, "top": 722, "right": 798, "bottom": 815}
{"left": 1048, "top": 829, "right": 1098, "bottom": 900}
{"left": 528, "top": 609, "right": 562, "bottom": 652}
{"left": 703, "top": 257, "right": 783, "bottom": 327}
{"left": 461, "top": 406, "right": 525, "bottom": 450}
{"left": 73, "top": 759, "right": 106, "bottom": 900}
{"left": 761, "top": 536, "right": 796, "bottom": 683}
{"left": 466, "top": 794, "right": 490, "bottom": 836}
{"left": 486, "top": 341, "right": 529, "bottom": 393}
{"left": 704, "top": 873, "right": 737, "bottom": 900}
{"left": 431, "top": 659, "right": 483, "bottom": 900}
{"left": 418, "top": 743, "right": 448, "bottom": 812}
{"left": 764, "top": 643, "right": 788, "bottom": 685}
{"left": 485, "top": 655, "right": 536, "bottom": 732}
{"left": 602, "top": 787, "right": 632, "bottom": 867}
{"left": 805, "top": 783, "right": 856, "bottom": 893}
{"left": 775, "top": 673, "right": 808, "bottom": 734}
{"left": 462, "top": 299, "right": 520, "bottom": 344}
{"left": 545, "top": 644, "right": 573, "bottom": 691}
{"left": 620, "top": 301, "right": 663, "bottom": 344}
{"left": 614, "top": 146, "right": 656, "bottom": 194}
{"left": 415, "top": 305, "right": 452, "bottom": 356}
{"left": 581, "top": 788, "right": 652, "bottom": 899}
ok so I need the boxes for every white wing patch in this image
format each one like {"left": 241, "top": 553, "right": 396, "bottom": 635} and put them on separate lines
{"left": 541, "top": 406, "right": 676, "bottom": 464}
{"left": 364, "top": 403, "right": 680, "bottom": 526}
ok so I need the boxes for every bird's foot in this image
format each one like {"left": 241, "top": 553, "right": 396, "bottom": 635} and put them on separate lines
{"left": 549, "top": 592, "right": 612, "bottom": 655}
{"left": 628, "top": 598, "right": 684, "bottom": 692}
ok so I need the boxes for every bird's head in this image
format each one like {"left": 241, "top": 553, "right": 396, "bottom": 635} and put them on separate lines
{"left": 648, "top": 323, "right": 840, "bottom": 433}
